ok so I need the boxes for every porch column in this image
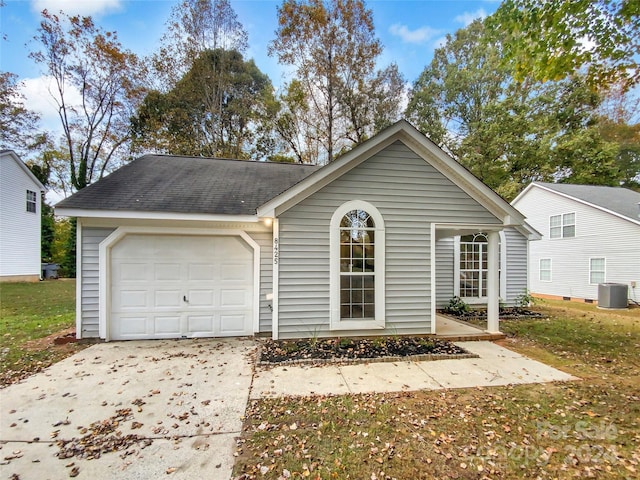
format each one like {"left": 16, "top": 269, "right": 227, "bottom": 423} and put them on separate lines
{"left": 486, "top": 231, "right": 500, "bottom": 333}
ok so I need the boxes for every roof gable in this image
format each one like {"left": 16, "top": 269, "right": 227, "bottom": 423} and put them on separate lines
{"left": 513, "top": 182, "right": 640, "bottom": 227}
{"left": 257, "top": 120, "right": 526, "bottom": 227}
{"left": 0, "top": 150, "right": 46, "bottom": 191}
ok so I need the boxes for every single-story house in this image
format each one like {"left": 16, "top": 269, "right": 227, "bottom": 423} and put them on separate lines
{"left": 56, "top": 121, "right": 537, "bottom": 341}
{"left": 512, "top": 182, "right": 640, "bottom": 304}
{"left": 0, "top": 149, "right": 45, "bottom": 282}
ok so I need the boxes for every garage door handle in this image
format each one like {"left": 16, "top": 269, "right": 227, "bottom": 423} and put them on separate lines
{"left": 183, "top": 296, "right": 189, "bottom": 303}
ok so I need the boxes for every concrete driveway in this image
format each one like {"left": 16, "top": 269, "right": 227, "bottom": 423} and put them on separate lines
{"left": 0, "top": 338, "right": 255, "bottom": 480}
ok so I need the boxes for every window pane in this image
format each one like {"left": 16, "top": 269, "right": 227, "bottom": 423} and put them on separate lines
{"left": 563, "top": 225, "right": 575, "bottom": 238}
{"left": 563, "top": 213, "right": 575, "bottom": 225}
{"left": 591, "top": 258, "right": 605, "bottom": 270}
{"left": 550, "top": 215, "right": 561, "bottom": 227}
{"left": 549, "top": 226, "right": 561, "bottom": 239}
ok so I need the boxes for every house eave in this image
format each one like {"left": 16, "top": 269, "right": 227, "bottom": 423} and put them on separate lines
{"left": 54, "top": 207, "right": 259, "bottom": 223}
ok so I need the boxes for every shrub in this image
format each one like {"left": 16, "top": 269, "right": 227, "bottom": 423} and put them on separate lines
{"left": 444, "top": 296, "right": 470, "bottom": 315}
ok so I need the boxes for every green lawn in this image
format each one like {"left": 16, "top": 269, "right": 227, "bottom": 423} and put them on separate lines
{"left": 234, "top": 301, "right": 640, "bottom": 479}
{"left": 0, "top": 280, "right": 81, "bottom": 385}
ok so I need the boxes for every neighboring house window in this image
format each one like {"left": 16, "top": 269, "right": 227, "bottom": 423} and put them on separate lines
{"left": 590, "top": 258, "right": 606, "bottom": 284}
{"left": 330, "top": 201, "right": 385, "bottom": 330}
{"left": 539, "top": 258, "right": 552, "bottom": 282}
{"left": 549, "top": 213, "right": 575, "bottom": 238}
{"left": 26, "top": 190, "right": 37, "bottom": 213}
{"left": 459, "top": 233, "right": 501, "bottom": 299}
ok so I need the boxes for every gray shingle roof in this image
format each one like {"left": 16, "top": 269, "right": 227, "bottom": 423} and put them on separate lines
{"left": 56, "top": 155, "right": 320, "bottom": 216}
{"left": 536, "top": 182, "right": 640, "bottom": 222}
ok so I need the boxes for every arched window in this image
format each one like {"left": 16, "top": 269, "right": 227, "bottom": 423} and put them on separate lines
{"left": 330, "top": 201, "right": 385, "bottom": 330}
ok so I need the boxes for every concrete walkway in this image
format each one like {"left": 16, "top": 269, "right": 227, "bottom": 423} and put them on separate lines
{"left": 251, "top": 341, "right": 577, "bottom": 399}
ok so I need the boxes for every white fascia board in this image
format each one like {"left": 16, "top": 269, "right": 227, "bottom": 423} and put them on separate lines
{"left": 54, "top": 207, "right": 259, "bottom": 223}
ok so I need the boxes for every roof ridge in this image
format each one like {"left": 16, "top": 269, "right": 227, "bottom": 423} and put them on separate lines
{"left": 138, "top": 153, "right": 319, "bottom": 167}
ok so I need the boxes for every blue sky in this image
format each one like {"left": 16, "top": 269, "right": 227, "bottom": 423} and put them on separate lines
{"left": 1, "top": 0, "right": 499, "bottom": 130}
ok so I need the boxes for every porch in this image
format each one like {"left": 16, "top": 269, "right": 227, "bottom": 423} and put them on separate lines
{"left": 434, "top": 314, "right": 505, "bottom": 341}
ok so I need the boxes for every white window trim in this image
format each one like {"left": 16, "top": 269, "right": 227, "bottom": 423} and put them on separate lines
{"left": 453, "top": 231, "right": 506, "bottom": 304}
{"left": 330, "top": 200, "right": 385, "bottom": 331}
{"left": 26, "top": 189, "right": 37, "bottom": 213}
{"left": 539, "top": 258, "right": 552, "bottom": 282}
{"left": 549, "top": 212, "right": 576, "bottom": 239}
{"left": 589, "top": 257, "right": 606, "bottom": 285}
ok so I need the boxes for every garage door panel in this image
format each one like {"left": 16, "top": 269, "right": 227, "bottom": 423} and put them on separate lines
{"left": 118, "top": 290, "right": 148, "bottom": 309}
{"left": 221, "top": 263, "right": 251, "bottom": 281}
{"left": 220, "top": 314, "right": 250, "bottom": 334}
{"left": 117, "top": 263, "right": 149, "bottom": 281}
{"left": 188, "top": 264, "right": 215, "bottom": 281}
{"left": 155, "top": 290, "right": 181, "bottom": 308}
{"left": 154, "top": 315, "right": 181, "bottom": 335}
{"left": 187, "top": 289, "right": 215, "bottom": 307}
{"left": 187, "top": 315, "right": 215, "bottom": 335}
{"left": 221, "top": 289, "right": 248, "bottom": 307}
{"left": 155, "top": 263, "right": 181, "bottom": 281}
{"left": 111, "top": 234, "right": 253, "bottom": 340}
{"left": 118, "top": 316, "right": 148, "bottom": 336}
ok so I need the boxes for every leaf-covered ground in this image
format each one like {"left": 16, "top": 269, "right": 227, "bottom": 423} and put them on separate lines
{"left": 259, "top": 337, "right": 471, "bottom": 364}
{"left": 233, "top": 301, "right": 640, "bottom": 479}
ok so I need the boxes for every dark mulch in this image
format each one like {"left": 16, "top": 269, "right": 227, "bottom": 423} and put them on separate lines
{"left": 258, "top": 336, "right": 472, "bottom": 365}
{"left": 442, "top": 307, "right": 544, "bottom": 322}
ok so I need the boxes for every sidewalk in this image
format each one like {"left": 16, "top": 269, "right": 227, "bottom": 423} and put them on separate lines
{"left": 250, "top": 341, "right": 577, "bottom": 399}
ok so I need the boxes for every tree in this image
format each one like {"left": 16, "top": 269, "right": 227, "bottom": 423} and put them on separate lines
{"left": 133, "top": 49, "right": 277, "bottom": 159}
{"left": 270, "top": 0, "right": 402, "bottom": 162}
{"left": 488, "top": 0, "right": 640, "bottom": 90}
{"left": 151, "top": 0, "right": 248, "bottom": 91}
{"left": 406, "top": 19, "right": 620, "bottom": 199}
{"left": 0, "top": 72, "right": 47, "bottom": 154}
{"left": 30, "top": 10, "right": 145, "bottom": 191}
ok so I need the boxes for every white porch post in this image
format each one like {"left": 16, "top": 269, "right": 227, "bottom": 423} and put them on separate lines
{"left": 486, "top": 230, "right": 500, "bottom": 333}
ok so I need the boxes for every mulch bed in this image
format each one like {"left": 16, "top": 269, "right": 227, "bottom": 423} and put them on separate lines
{"left": 257, "top": 336, "right": 477, "bottom": 367}
{"left": 443, "top": 307, "right": 544, "bottom": 322}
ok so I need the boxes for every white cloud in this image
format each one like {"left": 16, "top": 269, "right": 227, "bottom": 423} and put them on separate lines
{"left": 454, "top": 9, "right": 487, "bottom": 27}
{"left": 389, "top": 24, "right": 442, "bottom": 44}
{"left": 19, "top": 75, "right": 82, "bottom": 136}
{"left": 30, "top": 0, "right": 122, "bottom": 17}
{"left": 434, "top": 36, "right": 449, "bottom": 49}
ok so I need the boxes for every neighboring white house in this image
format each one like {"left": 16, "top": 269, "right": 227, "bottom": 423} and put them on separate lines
{"left": 56, "top": 121, "right": 537, "bottom": 341}
{"left": 512, "top": 182, "right": 640, "bottom": 304}
{"left": 0, "top": 150, "right": 45, "bottom": 282}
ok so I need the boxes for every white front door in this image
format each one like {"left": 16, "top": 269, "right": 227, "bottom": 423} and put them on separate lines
{"left": 110, "top": 235, "right": 253, "bottom": 340}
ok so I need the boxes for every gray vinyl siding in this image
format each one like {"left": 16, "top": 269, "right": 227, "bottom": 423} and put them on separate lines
{"left": 514, "top": 186, "right": 640, "bottom": 302}
{"left": 247, "top": 230, "right": 273, "bottom": 333}
{"left": 277, "top": 140, "right": 501, "bottom": 339}
{"left": 80, "top": 226, "right": 115, "bottom": 337}
{"left": 436, "top": 238, "right": 455, "bottom": 307}
{"left": 504, "top": 227, "right": 529, "bottom": 305}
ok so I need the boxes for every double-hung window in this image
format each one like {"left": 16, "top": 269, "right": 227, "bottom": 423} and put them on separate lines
{"left": 26, "top": 190, "right": 37, "bottom": 213}
{"left": 589, "top": 258, "right": 605, "bottom": 284}
{"left": 539, "top": 258, "right": 552, "bottom": 282}
{"left": 549, "top": 213, "right": 575, "bottom": 238}
{"left": 330, "top": 201, "right": 385, "bottom": 330}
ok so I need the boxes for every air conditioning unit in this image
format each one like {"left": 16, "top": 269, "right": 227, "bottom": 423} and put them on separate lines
{"left": 598, "top": 283, "right": 628, "bottom": 309}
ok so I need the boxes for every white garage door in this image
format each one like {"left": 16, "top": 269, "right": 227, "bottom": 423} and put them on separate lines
{"left": 110, "top": 235, "right": 253, "bottom": 340}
